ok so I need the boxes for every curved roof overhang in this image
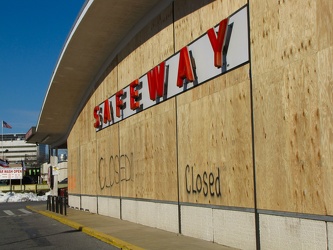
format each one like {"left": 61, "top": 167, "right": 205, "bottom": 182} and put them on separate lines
{"left": 26, "top": 0, "right": 172, "bottom": 148}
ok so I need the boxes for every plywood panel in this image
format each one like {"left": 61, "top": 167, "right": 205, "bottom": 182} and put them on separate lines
{"left": 318, "top": 47, "right": 333, "bottom": 215}
{"left": 317, "top": 0, "right": 333, "bottom": 50}
{"left": 96, "top": 124, "right": 120, "bottom": 197}
{"left": 93, "top": 60, "right": 121, "bottom": 197}
{"left": 254, "top": 53, "right": 328, "bottom": 214}
{"left": 174, "top": 0, "right": 247, "bottom": 51}
{"left": 250, "top": 0, "right": 317, "bottom": 77}
{"left": 174, "top": 1, "right": 253, "bottom": 208}
{"left": 71, "top": 57, "right": 119, "bottom": 196}
{"left": 110, "top": 5, "right": 178, "bottom": 201}
{"left": 67, "top": 138, "right": 80, "bottom": 194}
{"left": 177, "top": 65, "right": 254, "bottom": 208}
{"left": 67, "top": 110, "right": 83, "bottom": 195}
{"left": 68, "top": 58, "right": 119, "bottom": 197}
{"left": 250, "top": 0, "right": 333, "bottom": 216}
{"left": 95, "top": 59, "right": 118, "bottom": 104}
{"left": 79, "top": 140, "right": 97, "bottom": 195}
{"left": 119, "top": 99, "right": 178, "bottom": 201}
{"left": 74, "top": 94, "right": 97, "bottom": 196}
{"left": 117, "top": 5, "right": 174, "bottom": 89}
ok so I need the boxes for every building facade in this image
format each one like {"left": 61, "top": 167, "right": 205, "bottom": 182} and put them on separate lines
{"left": 27, "top": 0, "right": 333, "bottom": 249}
{"left": 1, "top": 133, "right": 46, "bottom": 165}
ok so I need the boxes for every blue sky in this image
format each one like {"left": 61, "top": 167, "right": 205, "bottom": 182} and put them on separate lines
{"left": 0, "top": 0, "right": 85, "bottom": 134}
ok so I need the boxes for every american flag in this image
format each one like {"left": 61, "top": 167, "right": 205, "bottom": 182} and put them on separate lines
{"left": 2, "top": 121, "right": 12, "bottom": 129}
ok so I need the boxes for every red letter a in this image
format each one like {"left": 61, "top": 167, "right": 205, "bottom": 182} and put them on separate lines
{"left": 177, "top": 47, "right": 194, "bottom": 88}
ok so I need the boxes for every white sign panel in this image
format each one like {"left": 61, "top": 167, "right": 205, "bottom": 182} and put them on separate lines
{"left": 0, "top": 167, "right": 23, "bottom": 180}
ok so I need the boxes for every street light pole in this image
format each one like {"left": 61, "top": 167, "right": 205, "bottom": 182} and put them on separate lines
{"left": 4, "top": 149, "right": 8, "bottom": 162}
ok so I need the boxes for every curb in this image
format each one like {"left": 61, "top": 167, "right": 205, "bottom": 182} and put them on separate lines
{"left": 26, "top": 206, "right": 144, "bottom": 250}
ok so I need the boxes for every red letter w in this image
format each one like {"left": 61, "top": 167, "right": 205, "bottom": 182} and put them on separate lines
{"left": 147, "top": 62, "right": 165, "bottom": 101}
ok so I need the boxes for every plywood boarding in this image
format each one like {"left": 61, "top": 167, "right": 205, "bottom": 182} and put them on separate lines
{"left": 68, "top": 0, "right": 252, "bottom": 205}
{"left": 75, "top": 93, "right": 97, "bottom": 195}
{"left": 119, "top": 99, "right": 178, "bottom": 201}
{"left": 67, "top": 108, "right": 84, "bottom": 195}
{"left": 250, "top": 0, "right": 316, "bottom": 76}
{"left": 117, "top": 4, "right": 174, "bottom": 89}
{"left": 84, "top": 97, "right": 98, "bottom": 146}
{"left": 253, "top": 55, "right": 326, "bottom": 214}
{"left": 67, "top": 135, "right": 80, "bottom": 194}
{"left": 317, "top": 0, "right": 333, "bottom": 50}
{"left": 96, "top": 124, "right": 120, "bottom": 197}
{"left": 95, "top": 59, "right": 119, "bottom": 103}
{"left": 173, "top": 0, "right": 252, "bottom": 208}
{"left": 177, "top": 65, "right": 253, "bottom": 208}
{"left": 173, "top": 0, "right": 247, "bottom": 51}
{"left": 251, "top": 0, "right": 333, "bottom": 215}
{"left": 318, "top": 47, "right": 333, "bottom": 215}
{"left": 94, "top": 60, "right": 121, "bottom": 197}
{"left": 112, "top": 5, "right": 178, "bottom": 201}
{"left": 66, "top": 0, "right": 333, "bottom": 216}
{"left": 78, "top": 142, "right": 94, "bottom": 195}
{"left": 79, "top": 61, "right": 119, "bottom": 196}
{"left": 67, "top": 57, "right": 119, "bottom": 196}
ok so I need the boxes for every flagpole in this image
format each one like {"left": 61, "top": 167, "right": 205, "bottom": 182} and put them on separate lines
{"left": 2, "top": 120, "right": 3, "bottom": 159}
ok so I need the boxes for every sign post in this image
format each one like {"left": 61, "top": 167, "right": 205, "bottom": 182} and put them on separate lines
{"left": 0, "top": 167, "right": 23, "bottom": 180}
{"left": 0, "top": 167, "right": 23, "bottom": 192}
{"left": 50, "top": 156, "right": 58, "bottom": 196}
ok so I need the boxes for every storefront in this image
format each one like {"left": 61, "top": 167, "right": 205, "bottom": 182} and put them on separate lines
{"left": 27, "top": 1, "right": 333, "bottom": 249}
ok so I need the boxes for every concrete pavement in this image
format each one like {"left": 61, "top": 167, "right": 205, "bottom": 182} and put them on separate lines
{"left": 27, "top": 204, "right": 237, "bottom": 250}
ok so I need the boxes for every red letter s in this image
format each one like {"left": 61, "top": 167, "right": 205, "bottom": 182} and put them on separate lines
{"left": 93, "top": 106, "right": 100, "bottom": 128}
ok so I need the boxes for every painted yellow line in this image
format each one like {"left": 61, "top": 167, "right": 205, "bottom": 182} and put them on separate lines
{"left": 27, "top": 206, "right": 144, "bottom": 250}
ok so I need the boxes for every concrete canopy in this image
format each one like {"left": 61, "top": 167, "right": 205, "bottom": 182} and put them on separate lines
{"left": 26, "top": 0, "right": 162, "bottom": 148}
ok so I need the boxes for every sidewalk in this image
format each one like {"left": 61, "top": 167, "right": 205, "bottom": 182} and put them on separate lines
{"left": 27, "top": 204, "right": 236, "bottom": 250}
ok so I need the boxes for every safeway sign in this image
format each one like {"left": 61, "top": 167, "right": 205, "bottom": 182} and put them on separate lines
{"left": 0, "top": 167, "right": 23, "bottom": 180}
{"left": 93, "top": 5, "right": 249, "bottom": 131}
